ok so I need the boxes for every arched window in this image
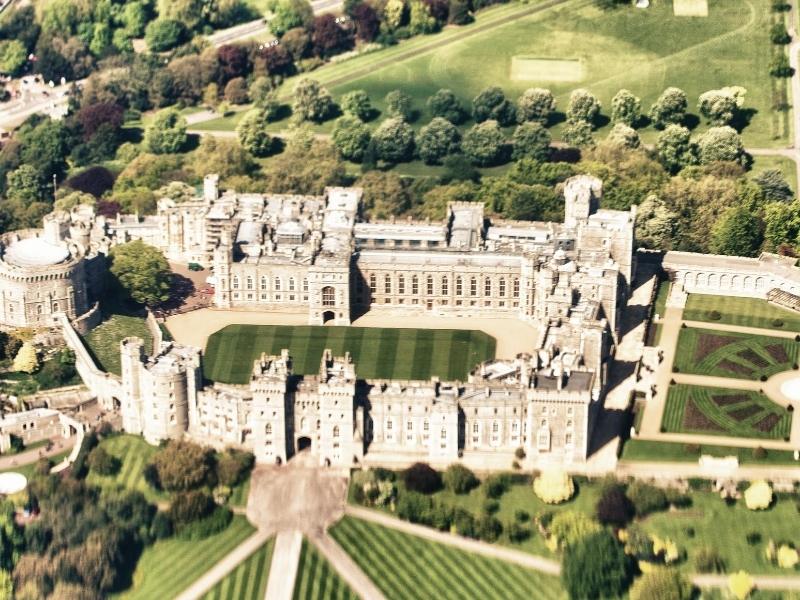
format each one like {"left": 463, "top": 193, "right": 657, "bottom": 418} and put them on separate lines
{"left": 398, "top": 274, "right": 405, "bottom": 294}
{"left": 288, "top": 277, "right": 296, "bottom": 291}
{"left": 265, "top": 423, "right": 272, "bottom": 435}
{"left": 442, "top": 276, "right": 449, "bottom": 295}
{"left": 472, "top": 422, "right": 479, "bottom": 433}
{"left": 246, "top": 276, "right": 253, "bottom": 290}
{"left": 232, "top": 276, "right": 240, "bottom": 290}
{"left": 260, "top": 277, "right": 268, "bottom": 290}
{"left": 440, "top": 427, "right": 447, "bottom": 439}
{"left": 426, "top": 275, "right": 434, "bottom": 295}
{"left": 333, "top": 425, "right": 339, "bottom": 437}
{"left": 484, "top": 278, "right": 491, "bottom": 296}
{"left": 499, "top": 278, "right": 506, "bottom": 297}
{"left": 300, "top": 417, "right": 307, "bottom": 431}
{"left": 384, "top": 274, "right": 392, "bottom": 294}
{"left": 52, "top": 302, "right": 59, "bottom": 312}
{"left": 322, "top": 286, "right": 335, "bottom": 307}
{"left": 470, "top": 277, "right": 477, "bottom": 296}
{"left": 492, "top": 421, "right": 499, "bottom": 433}
{"left": 36, "top": 305, "right": 43, "bottom": 315}
{"left": 274, "top": 277, "right": 282, "bottom": 291}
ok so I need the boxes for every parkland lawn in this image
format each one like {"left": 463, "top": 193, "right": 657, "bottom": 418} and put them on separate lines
{"left": 684, "top": 294, "right": 800, "bottom": 332}
{"left": 202, "top": 538, "right": 274, "bottom": 600}
{"left": 293, "top": 538, "right": 358, "bottom": 600}
{"left": 115, "top": 516, "right": 256, "bottom": 600}
{"left": 194, "top": 0, "right": 789, "bottom": 148}
{"left": 330, "top": 516, "right": 564, "bottom": 600}
{"left": 204, "top": 325, "right": 496, "bottom": 384}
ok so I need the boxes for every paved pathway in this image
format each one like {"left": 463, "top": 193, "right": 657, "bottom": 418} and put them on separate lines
{"left": 264, "top": 530, "right": 303, "bottom": 600}
{"left": 618, "top": 459, "right": 800, "bottom": 481}
{"left": 640, "top": 303, "right": 684, "bottom": 437}
{"left": 0, "top": 436, "right": 76, "bottom": 471}
{"left": 693, "top": 573, "right": 800, "bottom": 591}
{"left": 682, "top": 319, "right": 800, "bottom": 339}
{"left": 310, "top": 532, "right": 387, "bottom": 600}
{"left": 345, "top": 506, "right": 561, "bottom": 575}
{"left": 787, "top": 0, "right": 800, "bottom": 191}
{"left": 174, "top": 530, "right": 270, "bottom": 600}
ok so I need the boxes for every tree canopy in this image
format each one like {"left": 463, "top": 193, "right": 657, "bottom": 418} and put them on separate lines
{"left": 109, "top": 240, "right": 172, "bottom": 307}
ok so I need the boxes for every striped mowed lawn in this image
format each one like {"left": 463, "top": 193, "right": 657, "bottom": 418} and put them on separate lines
{"left": 202, "top": 538, "right": 274, "bottom": 600}
{"left": 684, "top": 294, "right": 800, "bottom": 332}
{"left": 293, "top": 538, "right": 358, "bottom": 600}
{"left": 204, "top": 325, "right": 496, "bottom": 384}
{"left": 329, "top": 516, "right": 564, "bottom": 600}
{"left": 115, "top": 516, "right": 256, "bottom": 600}
{"left": 86, "top": 434, "right": 166, "bottom": 503}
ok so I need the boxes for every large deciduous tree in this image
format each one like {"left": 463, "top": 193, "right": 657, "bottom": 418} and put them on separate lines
{"left": 428, "top": 88, "right": 466, "bottom": 124}
{"left": 292, "top": 78, "right": 337, "bottom": 122}
{"left": 562, "top": 531, "right": 633, "bottom": 600}
{"left": 332, "top": 115, "right": 372, "bottom": 161}
{"left": 656, "top": 124, "right": 696, "bottom": 173}
{"left": 462, "top": 120, "right": 508, "bottom": 166}
{"left": 109, "top": 240, "right": 172, "bottom": 306}
{"left": 611, "top": 89, "right": 641, "bottom": 126}
{"left": 511, "top": 122, "right": 551, "bottom": 161}
{"left": 237, "top": 109, "right": 278, "bottom": 157}
{"left": 151, "top": 440, "right": 213, "bottom": 492}
{"left": 417, "top": 117, "right": 461, "bottom": 164}
{"left": 516, "top": 88, "right": 556, "bottom": 124}
{"left": 696, "top": 126, "right": 746, "bottom": 165}
{"left": 144, "top": 108, "right": 188, "bottom": 154}
{"left": 269, "top": 0, "right": 314, "bottom": 36}
{"left": 566, "top": 88, "right": 601, "bottom": 125}
{"left": 649, "top": 87, "right": 688, "bottom": 129}
{"left": 471, "top": 86, "right": 516, "bottom": 126}
{"left": 710, "top": 205, "right": 763, "bottom": 257}
{"left": 371, "top": 116, "right": 415, "bottom": 163}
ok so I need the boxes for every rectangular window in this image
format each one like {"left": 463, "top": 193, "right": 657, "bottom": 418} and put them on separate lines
{"left": 427, "top": 277, "right": 434, "bottom": 295}
{"left": 412, "top": 278, "right": 419, "bottom": 295}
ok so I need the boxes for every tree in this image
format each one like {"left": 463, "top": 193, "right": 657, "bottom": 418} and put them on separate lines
{"left": 448, "top": 0, "right": 472, "bottom": 24}
{"left": 260, "top": 45, "right": 295, "bottom": 77}
{"left": 358, "top": 171, "right": 411, "bottom": 217}
{"left": 237, "top": 109, "right": 278, "bottom": 157}
{"left": 0, "top": 40, "right": 27, "bottom": 77}
{"left": 595, "top": 484, "right": 635, "bottom": 526}
{"left": 417, "top": 117, "right": 461, "bottom": 164}
{"left": 0, "top": 569, "right": 11, "bottom": 600}
{"left": 562, "top": 119, "right": 594, "bottom": 148}
{"left": 312, "top": 13, "right": 352, "bottom": 58}
{"left": 770, "top": 53, "right": 794, "bottom": 77}
{"left": 728, "top": 571, "right": 754, "bottom": 600}
{"left": 566, "top": 88, "right": 601, "bottom": 125}
{"left": 771, "top": 22, "right": 791, "bottom": 44}
{"left": 629, "top": 569, "right": 693, "bottom": 600}
{"left": 709, "top": 205, "right": 763, "bottom": 257}
{"left": 606, "top": 122, "right": 640, "bottom": 149}
{"left": 144, "top": 19, "right": 188, "bottom": 52}
{"left": 371, "top": 117, "right": 415, "bottom": 162}
{"left": 594, "top": 0, "right": 629, "bottom": 8}
{"left": 87, "top": 446, "right": 120, "bottom": 476}
{"left": 696, "top": 126, "right": 746, "bottom": 165}
{"left": 442, "top": 464, "right": 478, "bottom": 494}
{"left": 224, "top": 77, "right": 249, "bottom": 104}
{"left": 351, "top": 3, "right": 380, "bottom": 41}
{"left": 152, "top": 440, "right": 213, "bottom": 492}
{"left": 18, "top": 118, "right": 72, "bottom": 180}
{"left": 611, "top": 89, "right": 641, "bottom": 126}
{"left": 548, "top": 511, "right": 602, "bottom": 551}
{"left": 144, "top": 108, "right": 187, "bottom": 154}
{"left": 743, "top": 479, "right": 773, "bottom": 509}
{"left": 7, "top": 165, "right": 49, "bottom": 203}
{"left": 281, "top": 27, "right": 311, "bottom": 60}
{"left": 428, "top": 88, "right": 467, "bottom": 124}
{"left": 755, "top": 169, "right": 794, "bottom": 202}
{"left": 292, "top": 79, "right": 337, "bottom": 123}
{"left": 763, "top": 201, "right": 800, "bottom": 250}
{"left": 383, "top": 0, "right": 406, "bottom": 30}
{"left": 462, "top": 120, "right": 508, "bottom": 166}
{"left": 384, "top": 89, "right": 413, "bottom": 121}
{"left": 216, "top": 44, "right": 250, "bottom": 84}
{"left": 76, "top": 102, "right": 124, "bottom": 140}
{"left": 168, "top": 490, "right": 215, "bottom": 526}
{"left": 698, "top": 89, "right": 739, "bottom": 125}
{"left": 626, "top": 480, "right": 668, "bottom": 517}
{"left": 649, "top": 87, "right": 688, "bottom": 128}
{"left": 533, "top": 470, "right": 575, "bottom": 504}
{"left": 403, "top": 463, "right": 442, "bottom": 494}
{"left": 332, "top": 115, "right": 372, "bottom": 161}
{"left": 516, "top": 88, "right": 556, "bottom": 124}
{"left": 471, "top": 86, "right": 516, "bottom": 126}
{"left": 190, "top": 136, "right": 254, "bottom": 180}
{"left": 12, "top": 342, "right": 38, "bottom": 374}
{"left": 269, "top": 0, "right": 314, "bottom": 36}
{"left": 341, "top": 90, "right": 373, "bottom": 121}
{"left": 562, "top": 531, "right": 633, "bottom": 600}
{"left": 215, "top": 450, "right": 254, "bottom": 487}
{"left": 109, "top": 240, "right": 172, "bottom": 306}
{"left": 409, "top": 0, "right": 438, "bottom": 34}
{"left": 656, "top": 124, "right": 696, "bottom": 173}
{"left": 511, "top": 122, "right": 551, "bottom": 161}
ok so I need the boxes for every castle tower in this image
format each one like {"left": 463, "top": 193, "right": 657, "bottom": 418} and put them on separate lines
{"left": 249, "top": 350, "right": 292, "bottom": 464}
{"left": 213, "top": 231, "right": 233, "bottom": 308}
{"left": 316, "top": 350, "right": 360, "bottom": 467}
{"left": 204, "top": 174, "right": 219, "bottom": 203}
{"left": 563, "top": 175, "right": 602, "bottom": 228}
{"left": 120, "top": 337, "right": 146, "bottom": 435}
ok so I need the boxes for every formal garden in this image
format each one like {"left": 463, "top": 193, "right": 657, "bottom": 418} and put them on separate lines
{"left": 620, "top": 439, "right": 797, "bottom": 465}
{"left": 683, "top": 294, "right": 800, "bottom": 332}
{"left": 660, "top": 384, "right": 792, "bottom": 440}
{"left": 293, "top": 538, "right": 358, "bottom": 600}
{"left": 673, "top": 327, "right": 798, "bottom": 380}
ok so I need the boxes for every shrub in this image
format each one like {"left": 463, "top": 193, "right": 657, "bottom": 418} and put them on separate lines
{"left": 514, "top": 447, "right": 526, "bottom": 460}
{"left": 168, "top": 490, "right": 215, "bottom": 527}
{"left": 150, "top": 512, "right": 173, "bottom": 540}
{"left": 695, "top": 546, "right": 726, "bottom": 573}
{"left": 753, "top": 446, "right": 768, "bottom": 460}
{"left": 397, "top": 491, "right": 433, "bottom": 523}
{"left": 87, "top": 446, "right": 120, "bottom": 477}
{"left": 515, "top": 509, "right": 530, "bottom": 522}
{"left": 685, "top": 527, "right": 695, "bottom": 538}
{"left": 177, "top": 506, "right": 233, "bottom": 540}
{"left": 442, "top": 464, "right": 478, "bottom": 494}
{"left": 708, "top": 310, "right": 722, "bottom": 320}
{"left": 596, "top": 485, "right": 635, "bottom": 527}
{"left": 476, "top": 514, "right": 502, "bottom": 542}
{"left": 145, "top": 19, "right": 188, "bottom": 52}
{"left": 777, "top": 544, "right": 799, "bottom": 568}
{"left": 549, "top": 510, "right": 602, "bottom": 551}
{"left": 506, "top": 521, "right": 530, "bottom": 543}
{"left": 629, "top": 569, "right": 693, "bottom": 600}
{"left": 533, "top": 470, "right": 575, "bottom": 504}
{"left": 403, "top": 462, "right": 442, "bottom": 494}
{"left": 744, "top": 480, "right": 773, "bottom": 510}
{"left": 483, "top": 473, "right": 510, "bottom": 499}
{"left": 627, "top": 481, "right": 668, "bottom": 517}
{"left": 451, "top": 507, "right": 476, "bottom": 537}
{"left": 746, "top": 531, "right": 761, "bottom": 546}
{"left": 562, "top": 531, "right": 633, "bottom": 600}
{"left": 773, "top": 318, "right": 785, "bottom": 328}
{"left": 483, "top": 499, "right": 499, "bottom": 514}
{"left": 728, "top": 570, "right": 754, "bottom": 600}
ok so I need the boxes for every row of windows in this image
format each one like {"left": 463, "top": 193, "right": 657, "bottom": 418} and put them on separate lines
{"left": 364, "top": 274, "right": 520, "bottom": 298}
{"left": 232, "top": 276, "right": 309, "bottom": 292}
{"left": 232, "top": 292, "right": 308, "bottom": 303}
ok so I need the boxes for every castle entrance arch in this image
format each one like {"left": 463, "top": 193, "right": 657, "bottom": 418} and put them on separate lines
{"left": 297, "top": 436, "right": 312, "bottom": 452}
{"left": 322, "top": 310, "right": 335, "bottom": 324}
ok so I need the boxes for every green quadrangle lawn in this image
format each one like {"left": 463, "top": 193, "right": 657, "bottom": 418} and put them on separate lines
{"left": 329, "top": 516, "right": 563, "bottom": 600}
{"left": 620, "top": 438, "right": 798, "bottom": 465}
{"left": 661, "top": 384, "right": 792, "bottom": 440}
{"left": 82, "top": 313, "right": 153, "bottom": 375}
{"left": 202, "top": 538, "right": 274, "bottom": 600}
{"left": 674, "top": 327, "right": 798, "bottom": 380}
{"left": 86, "top": 434, "right": 166, "bottom": 503}
{"left": 293, "top": 538, "right": 358, "bottom": 600}
{"left": 262, "top": 0, "right": 786, "bottom": 148}
{"left": 684, "top": 294, "right": 800, "bottom": 332}
{"left": 115, "top": 516, "right": 256, "bottom": 600}
{"left": 204, "top": 325, "right": 496, "bottom": 384}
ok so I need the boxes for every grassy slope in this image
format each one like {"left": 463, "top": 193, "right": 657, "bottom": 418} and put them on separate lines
{"left": 621, "top": 438, "right": 798, "bottom": 464}
{"left": 684, "top": 294, "right": 800, "bottom": 331}
{"left": 82, "top": 313, "right": 153, "bottom": 375}
{"left": 674, "top": 327, "right": 798, "bottom": 379}
{"left": 86, "top": 434, "right": 166, "bottom": 503}
{"left": 115, "top": 516, "right": 256, "bottom": 600}
{"left": 330, "top": 515, "right": 563, "bottom": 600}
{"left": 204, "top": 325, "right": 496, "bottom": 384}
{"left": 202, "top": 538, "right": 274, "bottom": 600}
{"left": 293, "top": 538, "right": 358, "bottom": 600}
{"left": 661, "top": 384, "right": 791, "bottom": 440}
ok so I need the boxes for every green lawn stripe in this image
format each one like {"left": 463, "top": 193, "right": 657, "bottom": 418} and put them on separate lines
{"left": 374, "top": 328, "right": 400, "bottom": 379}
{"left": 343, "top": 327, "right": 366, "bottom": 367}
{"left": 354, "top": 329, "right": 382, "bottom": 376}
{"left": 391, "top": 329, "right": 419, "bottom": 380}
{"left": 410, "top": 329, "right": 435, "bottom": 380}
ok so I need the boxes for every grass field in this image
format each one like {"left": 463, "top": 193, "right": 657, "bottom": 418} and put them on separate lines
{"left": 330, "top": 516, "right": 564, "bottom": 600}
{"left": 204, "top": 325, "right": 496, "bottom": 384}
{"left": 82, "top": 313, "right": 153, "bottom": 375}
{"left": 684, "top": 294, "right": 800, "bottom": 331}
{"left": 674, "top": 327, "right": 798, "bottom": 380}
{"left": 620, "top": 438, "right": 798, "bottom": 464}
{"left": 202, "top": 539, "right": 274, "bottom": 600}
{"left": 293, "top": 539, "right": 358, "bottom": 600}
{"left": 249, "top": 0, "right": 785, "bottom": 148}
{"left": 86, "top": 434, "right": 165, "bottom": 503}
{"left": 116, "top": 516, "right": 256, "bottom": 600}
{"left": 0, "top": 449, "right": 70, "bottom": 480}
{"left": 661, "top": 384, "right": 792, "bottom": 440}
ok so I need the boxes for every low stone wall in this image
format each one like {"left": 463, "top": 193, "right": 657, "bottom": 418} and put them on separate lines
{"left": 145, "top": 308, "right": 162, "bottom": 354}
{"left": 71, "top": 302, "right": 102, "bottom": 335}
{"left": 57, "top": 313, "right": 121, "bottom": 411}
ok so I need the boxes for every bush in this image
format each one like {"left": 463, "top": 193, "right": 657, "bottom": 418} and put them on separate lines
{"left": 753, "top": 446, "right": 768, "bottom": 460}
{"left": 145, "top": 19, "right": 188, "bottom": 52}
{"left": 143, "top": 462, "right": 161, "bottom": 491}
{"left": 168, "top": 490, "right": 215, "bottom": 527}
{"left": 87, "top": 446, "right": 120, "bottom": 477}
{"left": 514, "top": 447, "right": 526, "bottom": 460}
{"left": 684, "top": 444, "right": 701, "bottom": 455}
{"left": 533, "top": 470, "right": 575, "bottom": 504}
{"left": 728, "top": 570, "right": 754, "bottom": 600}
{"left": 626, "top": 481, "right": 668, "bottom": 517}
{"left": 150, "top": 511, "right": 173, "bottom": 540}
{"left": 452, "top": 507, "right": 476, "bottom": 537}
{"left": 483, "top": 499, "right": 499, "bottom": 514}
{"left": 562, "top": 531, "right": 633, "bottom": 600}
{"left": 403, "top": 462, "right": 442, "bottom": 494}
{"left": 596, "top": 485, "right": 635, "bottom": 527}
{"left": 506, "top": 521, "right": 530, "bottom": 543}
{"left": 746, "top": 531, "right": 762, "bottom": 545}
{"left": 773, "top": 318, "right": 785, "bottom": 328}
{"left": 397, "top": 491, "right": 433, "bottom": 523}
{"left": 629, "top": 569, "right": 693, "bottom": 600}
{"left": 744, "top": 480, "right": 773, "bottom": 510}
{"left": 708, "top": 310, "right": 722, "bottom": 320}
{"left": 483, "top": 473, "right": 510, "bottom": 499}
{"left": 695, "top": 546, "right": 726, "bottom": 573}
{"left": 177, "top": 506, "right": 233, "bottom": 540}
{"left": 442, "top": 464, "right": 478, "bottom": 494}
{"left": 476, "top": 514, "right": 502, "bottom": 542}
